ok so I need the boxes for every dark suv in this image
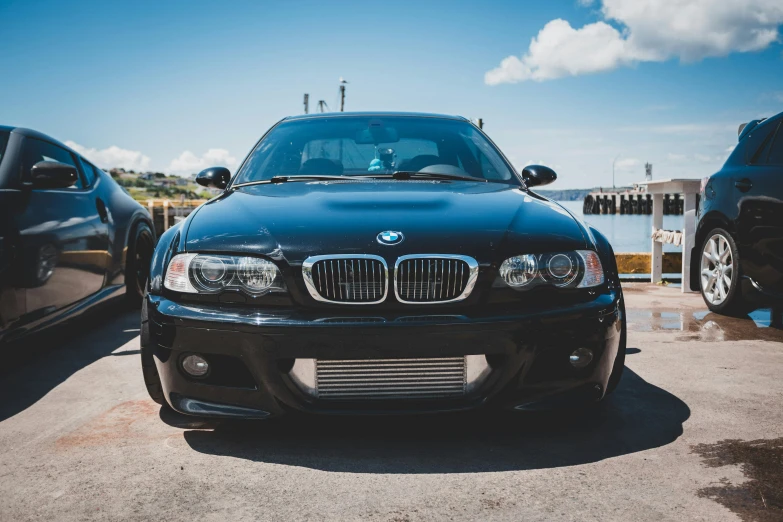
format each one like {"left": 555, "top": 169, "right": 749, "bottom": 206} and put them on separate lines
{"left": 691, "top": 111, "right": 783, "bottom": 314}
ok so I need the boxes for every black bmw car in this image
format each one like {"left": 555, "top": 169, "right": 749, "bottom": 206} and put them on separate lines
{"left": 690, "top": 111, "right": 783, "bottom": 314}
{"left": 142, "top": 112, "right": 625, "bottom": 419}
{"left": 0, "top": 126, "right": 155, "bottom": 344}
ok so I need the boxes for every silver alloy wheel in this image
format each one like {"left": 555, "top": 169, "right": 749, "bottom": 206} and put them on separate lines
{"left": 700, "top": 233, "right": 734, "bottom": 305}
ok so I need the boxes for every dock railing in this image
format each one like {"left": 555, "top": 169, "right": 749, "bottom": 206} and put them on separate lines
{"left": 146, "top": 199, "right": 206, "bottom": 236}
{"left": 637, "top": 179, "right": 701, "bottom": 292}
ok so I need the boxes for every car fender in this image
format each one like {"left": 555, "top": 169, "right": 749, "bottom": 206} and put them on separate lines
{"left": 148, "top": 221, "right": 185, "bottom": 295}
{"left": 586, "top": 225, "right": 621, "bottom": 291}
{"left": 122, "top": 208, "right": 155, "bottom": 258}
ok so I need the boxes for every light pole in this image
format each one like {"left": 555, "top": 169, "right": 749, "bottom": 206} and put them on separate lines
{"left": 612, "top": 154, "right": 621, "bottom": 189}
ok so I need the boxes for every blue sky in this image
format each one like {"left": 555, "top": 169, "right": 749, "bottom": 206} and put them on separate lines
{"left": 1, "top": 0, "right": 781, "bottom": 188}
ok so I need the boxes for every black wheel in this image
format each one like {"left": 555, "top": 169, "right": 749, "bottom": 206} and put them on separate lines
{"left": 140, "top": 298, "right": 166, "bottom": 405}
{"left": 125, "top": 221, "right": 155, "bottom": 308}
{"left": 605, "top": 298, "right": 626, "bottom": 395}
{"left": 698, "top": 228, "right": 749, "bottom": 316}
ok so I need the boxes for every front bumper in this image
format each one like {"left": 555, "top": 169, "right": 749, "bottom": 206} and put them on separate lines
{"left": 147, "top": 291, "right": 623, "bottom": 418}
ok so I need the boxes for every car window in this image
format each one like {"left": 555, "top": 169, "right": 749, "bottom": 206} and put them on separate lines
{"left": 78, "top": 156, "right": 97, "bottom": 186}
{"left": 746, "top": 121, "right": 777, "bottom": 165}
{"left": 21, "top": 137, "right": 84, "bottom": 189}
{"left": 766, "top": 122, "right": 783, "bottom": 165}
{"left": 235, "top": 117, "right": 518, "bottom": 184}
{"left": 300, "top": 138, "right": 440, "bottom": 173}
{"left": 0, "top": 131, "right": 9, "bottom": 165}
{"left": 459, "top": 133, "right": 507, "bottom": 180}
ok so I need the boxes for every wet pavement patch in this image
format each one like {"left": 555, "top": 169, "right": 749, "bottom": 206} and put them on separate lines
{"left": 692, "top": 438, "right": 783, "bottom": 521}
{"left": 626, "top": 307, "right": 783, "bottom": 342}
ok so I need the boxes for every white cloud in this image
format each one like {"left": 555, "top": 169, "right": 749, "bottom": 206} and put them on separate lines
{"left": 666, "top": 145, "right": 736, "bottom": 164}
{"left": 167, "top": 149, "right": 238, "bottom": 176}
{"left": 619, "top": 122, "right": 736, "bottom": 135}
{"left": 615, "top": 157, "right": 640, "bottom": 170}
{"left": 485, "top": 0, "right": 783, "bottom": 84}
{"left": 485, "top": 19, "right": 631, "bottom": 84}
{"left": 65, "top": 141, "right": 151, "bottom": 171}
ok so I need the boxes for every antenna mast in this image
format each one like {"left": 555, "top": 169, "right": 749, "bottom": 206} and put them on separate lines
{"left": 339, "top": 77, "right": 348, "bottom": 112}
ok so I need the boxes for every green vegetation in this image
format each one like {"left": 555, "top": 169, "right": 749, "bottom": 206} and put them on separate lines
{"left": 108, "top": 168, "right": 214, "bottom": 202}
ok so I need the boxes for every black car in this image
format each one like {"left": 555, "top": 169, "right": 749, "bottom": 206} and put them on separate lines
{"left": 142, "top": 112, "right": 625, "bottom": 419}
{"left": 690, "top": 111, "right": 783, "bottom": 314}
{"left": 0, "top": 126, "right": 155, "bottom": 344}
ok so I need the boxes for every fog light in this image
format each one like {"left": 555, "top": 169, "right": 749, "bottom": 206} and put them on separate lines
{"left": 182, "top": 354, "right": 209, "bottom": 377}
{"left": 569, "top": 348, "right": 593, "bottom": 368}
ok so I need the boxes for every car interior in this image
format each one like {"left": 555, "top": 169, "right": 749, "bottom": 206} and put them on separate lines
{"left": 237, "top": 118, "right": 514, "bottom": 183}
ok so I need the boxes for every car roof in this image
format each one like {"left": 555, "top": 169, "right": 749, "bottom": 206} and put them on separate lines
{"left": 283, "top": 111, "right": 469, "bottom": 122}
{"left": 2, "top": 126, "right": 76, "bottom": 153}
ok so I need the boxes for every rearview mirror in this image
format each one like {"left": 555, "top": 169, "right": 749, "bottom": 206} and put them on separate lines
{"left": 354, "top": 120, "right": 399, "bottom": 145}
{"left": 196, "top": 167, "right": 231, "bottom": 190}
{"left": 30, "top": 161, "right": 79, "bottom": 189}
{"left": 521, "top": 165, "right": 557, "bottom": 188}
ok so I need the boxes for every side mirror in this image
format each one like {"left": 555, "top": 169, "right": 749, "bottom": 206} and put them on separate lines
{"left": 521, "top": 165, "right": 557, "bottom": 188}
{"left": 196, "top": 167, "right": 231, "bottom": 190}
{"left": 29, "top": 161, "right": 79, "bottom": 189}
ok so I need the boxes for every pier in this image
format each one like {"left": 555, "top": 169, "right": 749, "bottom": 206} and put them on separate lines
{"left": 583, "top": 189, "right": 687, "bottom": 215}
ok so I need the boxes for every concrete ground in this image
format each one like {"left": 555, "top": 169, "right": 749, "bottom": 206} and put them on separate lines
{"left": 0, "top": 284, "right": 781, "bottom": 522}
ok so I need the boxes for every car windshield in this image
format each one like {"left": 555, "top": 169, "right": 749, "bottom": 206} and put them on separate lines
{"left": 234, "top": 116, "right": 519, "bottom": 185}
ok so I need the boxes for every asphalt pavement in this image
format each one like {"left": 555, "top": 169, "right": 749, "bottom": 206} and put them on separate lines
{"left": 0, "top": 284, "right": 781, "bottom": 521}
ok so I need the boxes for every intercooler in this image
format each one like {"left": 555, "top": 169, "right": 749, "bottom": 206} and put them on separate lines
{"left": 289, "top": 356, "right": 491, "bottom": 401}
{"left": 315, "top": 357, "right": 466, "bottom": 400}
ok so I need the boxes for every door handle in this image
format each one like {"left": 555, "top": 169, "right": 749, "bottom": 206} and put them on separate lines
{"left": 734, "top": 178, "right": 752, "bottom": 192}
{"left": 96, "top": 198, "right": 109, "bottom": 223}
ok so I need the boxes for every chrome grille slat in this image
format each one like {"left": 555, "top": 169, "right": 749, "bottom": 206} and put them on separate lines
{"left": 303, "top": 255, "right": 388, "bottom": 304}
{"left": 330, "top": 260, "right": 336, "bottom": 299}
{"left": 394, "top": 255, "right": 478, "bottom": 304}
{"left": 439, "top": 259, "right": 444, "bottom": 300}
{"left": 316, "top": 357, "right": 466, "bottom": 400}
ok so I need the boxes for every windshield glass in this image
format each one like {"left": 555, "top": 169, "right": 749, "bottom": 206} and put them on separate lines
{"left": 234, "top": 116, "right": 518, "bottom": 184}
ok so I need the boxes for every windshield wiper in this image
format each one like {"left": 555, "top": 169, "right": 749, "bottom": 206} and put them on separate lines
{"left": 390, "top": 171, "right": 488, "bottom": 183}
{"left": 232, "top": 175, "right": 369, "bottom": 189}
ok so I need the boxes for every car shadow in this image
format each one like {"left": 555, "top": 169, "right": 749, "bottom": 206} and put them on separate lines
{"left": 178, "top": 367, "right": 690, "bottom": 473}
{"left": 0, "top": 301, "right": 139, "bottom": 422}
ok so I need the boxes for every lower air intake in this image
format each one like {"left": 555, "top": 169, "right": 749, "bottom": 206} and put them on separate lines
{"left": 315, "top": 357, "right": 467, "bottom": 400}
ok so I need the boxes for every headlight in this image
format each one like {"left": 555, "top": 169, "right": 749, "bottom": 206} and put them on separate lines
{"left": 498, "top": 250, "right": 604, "bottom": 290}
{"left": 164, "top": 254, "right": 286, "bottom": 295}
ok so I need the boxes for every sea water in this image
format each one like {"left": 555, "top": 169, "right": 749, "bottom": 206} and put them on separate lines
{"left": 556, "top": 200, "right": 684, "bottom": 253}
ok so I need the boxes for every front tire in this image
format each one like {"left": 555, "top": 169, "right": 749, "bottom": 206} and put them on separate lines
{"left": 699, "top": 228, "right": 748, "bottom": 316}
{"left": 125, "top": 221, "right": 155, "bottom": 308}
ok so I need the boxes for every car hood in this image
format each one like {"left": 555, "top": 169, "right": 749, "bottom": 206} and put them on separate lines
{"left": 184, "top": 181, "right": 589, "bottom": 264}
